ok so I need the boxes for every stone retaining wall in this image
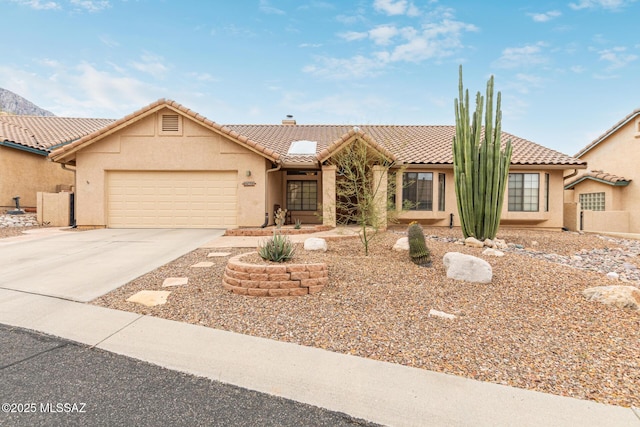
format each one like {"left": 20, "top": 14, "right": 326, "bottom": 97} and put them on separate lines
{"left": 222, "top": 252, "right": 328, "bottom": 296}
{"left": 0, "top": 213, "right": 39, "bottom": 228}
{"left": 224, "top": 225, "right": 332, "bottom": 237}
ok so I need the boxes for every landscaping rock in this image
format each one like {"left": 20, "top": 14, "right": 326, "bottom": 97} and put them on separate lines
{"left": 483, "top": 238, "right": 494, "bottom": 248}
{"left": 393, "top": 237, "right": 409, "bottom": 251}
{"left": 464, "top": 237, "right": 484, "bottom": 248}
{"left": 494, "top": 239, "right": 508, "bottom": 250}
{"left": 606, "top": 272, "right": 619, "bottom": 280}
{"left": 428, "top": 309, "right": 456, "bottom": 320}
{"left": 443, "top": 252, "right": 493, "bottom": 283}
{"left": 582, "top": 285, "right": 640, "bottom": 310}
{"left": 126, "top": 290, "right": 171, "bottom": 307}
{"left": 162, "top": 277, "right": 189, "bottom": 287}
{"left": 482, "top": 248, "right": 505, "bottom": 257}
{"left": 304, "top": 237, "right": 327, "bottom": 251}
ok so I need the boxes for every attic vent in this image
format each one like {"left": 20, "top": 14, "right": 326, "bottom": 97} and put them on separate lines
{"left": 162, "top": 114, "right": 180, "bottom": 132}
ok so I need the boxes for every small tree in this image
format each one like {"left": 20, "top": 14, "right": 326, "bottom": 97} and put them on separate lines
{"left": 453, "top": 65, "right": 513, "bottom": 240}
{"left": 331, "top": 138, "right": 395, "bottom": 255}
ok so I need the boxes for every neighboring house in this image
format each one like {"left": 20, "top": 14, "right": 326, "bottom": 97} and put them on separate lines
{"left": 0, "top": 115, "right": 115, "bottom": 210}
{"left": 50, "top": 99, "right": 585, "bottom": 230}
{"left": 564, "top": 108, "right": 639, "bottom": 234}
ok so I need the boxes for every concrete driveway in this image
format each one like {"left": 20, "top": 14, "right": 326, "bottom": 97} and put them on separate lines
{"left": 0, "top": 228, "right": 224, "bottom": 302}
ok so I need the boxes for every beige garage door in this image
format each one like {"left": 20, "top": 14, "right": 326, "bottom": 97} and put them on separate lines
{"left": 106, "top": 171, "right": 237, "bottom": 228}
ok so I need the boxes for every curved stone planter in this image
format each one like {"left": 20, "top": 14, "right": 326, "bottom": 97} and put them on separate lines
{"left": 222, "top": 252, "right": 328, "bottom": 296}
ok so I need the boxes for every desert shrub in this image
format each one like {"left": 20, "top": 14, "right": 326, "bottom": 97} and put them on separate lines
{"left": 258, "top": 232, "right": 295, "bottom": 262}
{"left": 408, "top": 222, "right": 432, "bottom": 267}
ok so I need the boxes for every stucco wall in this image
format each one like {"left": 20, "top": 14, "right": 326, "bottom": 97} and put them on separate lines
{"left": 569, "top": 117, "right": 639, "bottom": 232}
{"left": 0, "top": 146, "right": 74, "bottom": 209}
{"left": 73, "top": 109, "right": 268, "bottom": 228}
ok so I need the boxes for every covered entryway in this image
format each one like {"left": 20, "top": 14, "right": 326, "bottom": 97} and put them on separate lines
{"left": 106, "top": 171, "right": 237, "bottom": 228}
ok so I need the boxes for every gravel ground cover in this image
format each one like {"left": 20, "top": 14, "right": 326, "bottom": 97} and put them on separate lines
{"left": 3, "top": 226, "right": 638, "bottom": 407}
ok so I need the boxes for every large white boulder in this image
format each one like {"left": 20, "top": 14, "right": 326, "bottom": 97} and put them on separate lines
{"left": 443, "top": 252, "right": 493, "bottom": 283}
{"left": 583, "top": 285, "right": 640, "bottom": 310}
{"left": 393, "top": 237, "right": 409, "bottom": 251}
{"left": 304, "top": 237, "right": 328, "bottom": 251}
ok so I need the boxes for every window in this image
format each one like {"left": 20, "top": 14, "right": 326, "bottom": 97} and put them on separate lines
{"left": 403, "top": 172, "right": 433, "bottom": 210}
{"left": 287, "top": 180, "right": 317, "bottom": 211}
{"left": 508, "top": 173, "right": 539, "bottom": 211}
{"left": 438, "top": 173, "right": 446, "bottom": 211}
{"left": 579, "top": 192, "right": 605, "bottom": 211}
{"left": 545, "top": 173, "right": 550, "bottom": 212}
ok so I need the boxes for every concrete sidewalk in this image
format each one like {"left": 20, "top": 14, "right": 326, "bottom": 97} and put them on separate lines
{"left": 1, "top": 228, "right": 639, "bottom": 426}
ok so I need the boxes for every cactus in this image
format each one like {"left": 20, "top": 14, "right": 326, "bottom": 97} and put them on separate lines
{"left": 408, "top": 222, "right": 432, "bottom": 267}
{"left": 453, "top": 65, "right": 513, "bottom": 240}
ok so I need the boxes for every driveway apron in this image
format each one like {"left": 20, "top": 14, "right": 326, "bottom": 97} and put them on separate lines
{"left": 0, "top": 228, "right": 225, "bottom": 302}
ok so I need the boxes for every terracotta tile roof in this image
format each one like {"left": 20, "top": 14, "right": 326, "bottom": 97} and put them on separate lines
{"left": 564, "top": 170, "right": 631, "bottom": 189}
{"left": 50, "top": 99, "right": 280, "bottom": 163}
{"left": 44, "top": 98, "right": 584, "bottom": 168}
{"left": 0, "top": 115, "right": 114, "bottom": 153}
{"left": 574, "top": 108, "right": 640, "bottom": 158}
{"left": 225, "top": 124, "right": 585, "bottom": 167}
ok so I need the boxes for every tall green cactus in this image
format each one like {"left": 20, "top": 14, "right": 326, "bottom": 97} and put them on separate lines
{"left": 453, "top": 65, "right": 513, "bottom": 240}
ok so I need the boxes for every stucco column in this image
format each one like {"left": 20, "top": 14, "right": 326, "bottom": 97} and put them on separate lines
{"left": 321, "top": 164, "right": 336, "bottom": 227}
{"left": 372, "top": 165, "right": 388, "bottom": 231}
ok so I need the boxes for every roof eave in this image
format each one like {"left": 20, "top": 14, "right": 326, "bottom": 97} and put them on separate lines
{"left": 564, "top": 176, "right": 631, "bottom": 190}
{"left": 0, "top": 140, "right": 48, "bottom": 156}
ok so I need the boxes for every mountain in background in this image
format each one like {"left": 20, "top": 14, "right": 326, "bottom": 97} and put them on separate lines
{"left": 0, "top": 88, "right": 55, "bottom": 116}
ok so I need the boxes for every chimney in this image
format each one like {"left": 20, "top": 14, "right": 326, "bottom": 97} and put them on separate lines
{"left": 282, "top": 114, "right": 296, "bottom": 125}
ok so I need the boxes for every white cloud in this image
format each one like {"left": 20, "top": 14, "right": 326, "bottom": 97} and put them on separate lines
{"left": 99, "top": 34, "right": 119, "bottom": 48}
{"left": 568, "top": 0, "right": 636, "bottom": 10}
{"left": 369, "top": 25, "right": 399, "bottom": 45}
{"left": 528, "top": 10, "right": 561, "bottom": 22}
{"left": 130, "top": 52, "right": 170, "bottom": 79}
{"left": 0, "top": 62, "right": 162, "bottom": 117}
{"left": 299, "top": 43, "right": 323, "bottom": 48}
{"left": 373, "top": 0, "right": 419, "bottom": 16}
{"left": 598, "top": 46, "right": 638, "bottom": 70}
{"left": 493, "top": 42, "right": 549, "bottom": 69}
{"left": 311, "top": 7, "right": 476, "bottom": 79}
{"left": 186, "top": 72, "right": 219, "bottom": 82}
{"left": 259, "top": 0, "right": 285, "bottom": 15}
{"left": 70, "top": 0, "right": 110, "bottom": 12}
{"left": 571, "top": 65, "right": 586, "bottom": 73}
{"left": 339, "top": 31, "right": 368, "bottom": 42}
{"left": 382, "top": 19, "right": 477, "bottom": 63}
{"left": 9, "top": 0, "right": 60, "bottom": 10}
{"left": 303, "top": 55, "right": 385, "bottom": 79}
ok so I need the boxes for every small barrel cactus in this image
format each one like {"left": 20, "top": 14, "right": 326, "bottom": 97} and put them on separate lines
{"left": 408, "top": 222, "right": 432, "bottom": 267}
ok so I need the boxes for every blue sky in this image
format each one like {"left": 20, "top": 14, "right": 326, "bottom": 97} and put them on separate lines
{"left": 2, "top": 0, "right": 638, "bottom": 156}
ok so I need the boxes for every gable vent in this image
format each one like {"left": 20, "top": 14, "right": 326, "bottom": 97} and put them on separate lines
{"left": 162, "top": 114, "right": 180, "bottom": 132}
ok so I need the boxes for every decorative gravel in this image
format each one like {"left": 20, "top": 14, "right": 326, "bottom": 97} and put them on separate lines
{"left": 3, "top": 226, "right": 638, "bottom": 407}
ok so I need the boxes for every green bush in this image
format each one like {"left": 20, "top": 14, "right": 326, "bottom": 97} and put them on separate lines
{"left": 258, "top": 232, "right": 296, "bottom": 262}
{"left": 408, "top": 222, "right": 432, "bottom": 267}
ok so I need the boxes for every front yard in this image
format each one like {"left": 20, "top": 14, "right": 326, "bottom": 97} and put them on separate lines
{"left": 90, "top": 227, "right": 639, "bottom": 408}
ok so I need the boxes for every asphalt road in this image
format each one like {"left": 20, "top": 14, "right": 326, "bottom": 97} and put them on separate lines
{"left": 0, "top": 324, "right": 378, "bottom": 427}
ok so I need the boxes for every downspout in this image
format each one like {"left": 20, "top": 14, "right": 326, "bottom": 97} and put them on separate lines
{"left": 564, "top": 168, "right": 578, "bottom": 181}
{"left": 262, "top": 162, "right": 282, "bottom": 227}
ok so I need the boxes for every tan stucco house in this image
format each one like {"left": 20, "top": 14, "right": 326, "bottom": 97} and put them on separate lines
{"left": 564, "top": 108, "right": 639, "bottom": 234}
{"left": 50, "top": 99, "right": 585, "bottom": 230}
{"left": 0, "top": 115, "right": 114, "bottom": 210}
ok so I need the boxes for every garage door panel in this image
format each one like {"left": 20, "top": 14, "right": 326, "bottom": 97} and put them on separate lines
{"left": 107, "top": 171, "right": 237, "bottom": 228}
